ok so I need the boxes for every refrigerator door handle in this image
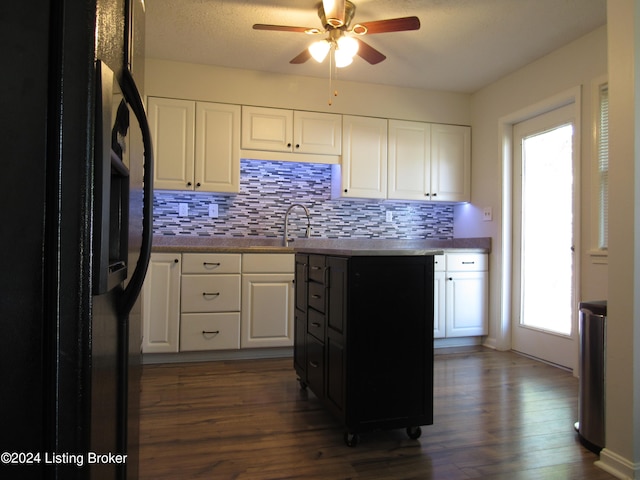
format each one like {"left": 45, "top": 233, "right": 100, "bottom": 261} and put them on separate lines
{"left": 119, "top": 67, "right": 154, "bottom": 316}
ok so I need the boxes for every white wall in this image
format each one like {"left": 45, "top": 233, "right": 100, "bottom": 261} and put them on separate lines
{"left": 597, "top": 1, "right": 640, "bottom": 477}
{"left": 460, "top": 26, "right": 608, "bottom": 351}
{"left": 145, "top": 58, "right": 471, "bottom": 125}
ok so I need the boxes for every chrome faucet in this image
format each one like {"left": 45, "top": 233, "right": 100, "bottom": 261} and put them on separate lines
{"left": 283, "top": 204, "right": 311, "bottom": 247}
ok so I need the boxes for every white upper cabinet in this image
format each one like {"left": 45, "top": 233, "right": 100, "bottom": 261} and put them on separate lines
{"left": 334, "top": 115, "right": 388, "bottom": 199}
{"left": 388, "top": 120, "right": 470, "bottom": 202}
{"left": 241, "top": 106, "right": 293, "bottom": 152}
{"left": 430, "top": 124, "right": 471, "bottom": 202}
{"left": 241, "top": 106, "right": 341, "bottom": 163}
{"left": 148, "top": 97, "right": 195, "bottom": 191}
{"left": 195, "top": 102, "right": 241, "bottom": 193}
{"left": 388, "top": 120, "right": 431, "bottom": 201}
{"left": 293, "top": 110, "right": 342, "bottom": 155}
{"left": 147, "top": 97, "right": 240, "bottom": 193}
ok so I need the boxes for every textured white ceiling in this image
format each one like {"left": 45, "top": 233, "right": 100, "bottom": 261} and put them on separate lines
{"left": 145, "top": 0, "right": 607, "bottom": 93}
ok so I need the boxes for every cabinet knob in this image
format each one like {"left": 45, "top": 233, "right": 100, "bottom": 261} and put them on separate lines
{"left": 174, "top": 258, "right": 179, "bottom": 263}
{"left": 196, "top": 182, "right": 201, "bottom": 188}
{"left": 448, "top": 277, "right": 453, "bottom": 281}
{"left": 287, "top": 143, "right": 292, "bottom": 148}
{"left": 187, "top": 181, "right": 192, "bottom": 187}
{"left": 344, "top": 189, "right": 348, "bottom": 193}
{"left": 295, "top": 144, "right": 300, "bottom": 149}
{"left": 432, "top": 193, "right": 438, "bottom": 197}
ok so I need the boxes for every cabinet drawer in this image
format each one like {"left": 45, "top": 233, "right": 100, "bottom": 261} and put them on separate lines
{"left": 242, "top": 253, "right": 294, "bottom": 273}
{"left": 434, "top": 254, "right": 446, "bottom": 272}
{"left": 182, "top": 253, "right": 241, "bottom": 274}
{"left": 307, "top": 308, "right": 325, "bottom": 342}
{"left": 180, "top": 313, "right": 240, "bottom": 351}
{"left": 446, "top": 253, "right": 487, "bottom": 272}
{"left": 306, "top": 334, "right": 324, "bottom": 396}
{"left": 308, "top": 281, "right": 326, "bottom": 313}
{"left": 181, "top": 274, "right": 241, "bottom": 312}
{"left": 308, "top": 255, "right": 326, "bottom": 283}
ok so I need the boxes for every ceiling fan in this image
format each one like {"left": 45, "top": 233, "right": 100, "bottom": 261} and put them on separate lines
{"left": 253, "top": 0, "right": 420, "bottom": 67}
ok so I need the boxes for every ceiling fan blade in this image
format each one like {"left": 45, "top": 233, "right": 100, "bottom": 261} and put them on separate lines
{"left": 290, "top": 49, "right": 312, "bottom": 64}
{"left": 355, "top": 38, "right": 386, "bottom": 65}
{"left": 358, "top": 16, "right": 420, "bottom": 35}
{"left": 253, "top": 24, "right": 311, "bottom": 33}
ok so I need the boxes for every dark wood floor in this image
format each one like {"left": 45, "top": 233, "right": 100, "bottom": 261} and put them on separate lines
{"left": 138, "top": 347, "right": 613, "bottom": 479}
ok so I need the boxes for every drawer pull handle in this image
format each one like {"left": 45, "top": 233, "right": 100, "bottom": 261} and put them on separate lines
{"left": 311, "top": 294, "right": 321, "bottom": 299}
{"left": 203, "top": 262, "right": 221, "bottom": 267}
{"left": 311, "top": 266, "right": 322, "bottom": 270}
{"left": 309, "top": 361, "right": 319, "bottom": 368}
{"left": 311, "top": 322, "right": 321, "bottom": 328}
{"left": 202, "top": 330, "right": 220, "bottom": 338}
{"left": 203, "top": 292, "right": 220, "bottom": 298}
{"left": 461, "top": 261, "right": 475, "bottom": 265}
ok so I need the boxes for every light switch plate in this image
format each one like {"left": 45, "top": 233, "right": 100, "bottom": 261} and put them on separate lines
{"left": 483, "top": 207, "right": 493, "bottom": 221}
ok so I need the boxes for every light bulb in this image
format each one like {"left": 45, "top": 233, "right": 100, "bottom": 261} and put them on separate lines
{"left": 337, "top": 36, "right": 358, "bottom": 58}
{"left": 309, "top": 40, "right": 330, "bottom": 63}
{"left": 334, "top": 48, "right": 353, "bottom": 68}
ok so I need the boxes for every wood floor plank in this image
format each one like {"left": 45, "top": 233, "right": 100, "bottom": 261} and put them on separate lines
{"left": 139, "top": 348, "right": 614, "bottom": 479}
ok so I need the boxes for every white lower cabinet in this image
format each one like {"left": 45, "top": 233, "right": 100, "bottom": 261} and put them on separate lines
{"left": 142, "top": 253, "right": 181, "bottom": 353}
{"left": 241, "top": 254, "right": 294, "bottom": 348}
{"left": 179, "top": 313, "right": 240, "bottom": 351}
{"left": 180, "top": 253, "right": 241, "bottom": 352}
{"left": 142, "top": 252, "right": 295, "bottom": 356}
{"left": 434, "top": 253, "right": 488, "bottom": 339}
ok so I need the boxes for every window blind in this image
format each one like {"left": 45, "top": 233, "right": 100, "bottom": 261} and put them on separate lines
{"left": 598, "top": 84, "right": 609, "bottom": 250}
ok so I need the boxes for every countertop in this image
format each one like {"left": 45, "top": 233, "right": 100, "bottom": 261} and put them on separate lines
{"left": 151, "top": 236, "right": 491, "bottom": 255}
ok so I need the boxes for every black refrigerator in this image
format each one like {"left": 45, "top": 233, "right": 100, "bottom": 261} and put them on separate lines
{"left": 0, "top": 0, "right": 152, "bottom": 479}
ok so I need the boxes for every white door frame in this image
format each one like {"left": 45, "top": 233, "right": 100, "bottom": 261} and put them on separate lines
{"left": 497, "top": 86, "right": 582, "bottom": 372}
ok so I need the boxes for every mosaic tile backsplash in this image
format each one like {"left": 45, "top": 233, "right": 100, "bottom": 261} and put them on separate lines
{"left": 153, "top": 160, "right": 454, "bottom": 240}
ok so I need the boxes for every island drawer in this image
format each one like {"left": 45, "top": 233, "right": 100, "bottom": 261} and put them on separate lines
{"left": 308, "top": 255, "right": 326, "bottom": 283}
{"left": 308, "top": 281, "right": 326, "bottom": 312}
{"left": 307, "top": 308, "right": 325, "bottom": 342}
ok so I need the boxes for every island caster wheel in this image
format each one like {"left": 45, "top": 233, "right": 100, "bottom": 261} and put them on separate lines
{"left": 406, "top": 426, "right": 422, "bottom": 440}
{"left": 344, "top": 432, "right": 360, "bottom": 447}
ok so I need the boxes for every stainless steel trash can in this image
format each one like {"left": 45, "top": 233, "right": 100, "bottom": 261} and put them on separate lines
{"left": 575, "top": 300, "right": 607, "bottom": 453}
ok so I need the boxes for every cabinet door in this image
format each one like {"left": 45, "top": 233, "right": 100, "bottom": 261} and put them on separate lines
{"left": 431, "top": 124, "right": 471, "bottom": 202}
{"left": 294, "top": 110, "right": 342, "bottom": 155}
{"left": 241, "top": 106, "right": 293, "bottom": 152}
{"left": 147, "top": 97, "right": 195, "bottom": 190}
{"left": 338, "top": 115, "right": 387, "bottom": 199}
{"left": 433, "top": 270, "right": 447, "bottom": 338}
{"left": 142, "top": 253, "right": 181, "bottom": 353}
{"left": 445, "top": 271, "right": 488, "bottom": 337}
{"left": 241, "top": 273, "right": 294, "bottom": 348}
{"left": 388, "top": 120, "right": 431, "bottom": 200}
{"left": 195, "top": 102, "right": 240, "bottom": 193}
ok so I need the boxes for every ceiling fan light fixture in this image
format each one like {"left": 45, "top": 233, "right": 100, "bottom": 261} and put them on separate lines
{"left": 309, "top": 39, "right": 331, "bottom": 62}
{"left": 323, "top": 0, "right": 346, "bottom": 28}
{"left": 334, "top": 48, "right": 353, "bottom": 68}
{"left": 337, "top": 35, "right": 358, "bottom": 58}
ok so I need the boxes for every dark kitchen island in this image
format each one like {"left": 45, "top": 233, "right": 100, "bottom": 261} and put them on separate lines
{"left": 293, "top": 248, "right": 439, "bottom": 446}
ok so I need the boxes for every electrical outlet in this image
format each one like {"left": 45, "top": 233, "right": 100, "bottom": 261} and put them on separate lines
{"left": 178, "top": 203, "right": 188, "bottom": 217}
{"left": 483, "top": 207, "right": 493, "bottom": 222}
{"left": 385, "top": 211, "right": 393, "bottom": 222}
{"left": 208, "top": 204, "right": 219, "bottom": 218}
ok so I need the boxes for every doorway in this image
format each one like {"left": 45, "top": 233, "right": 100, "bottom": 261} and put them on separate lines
{"left": 511, "top": 103, "right": 578, "bottom": 370}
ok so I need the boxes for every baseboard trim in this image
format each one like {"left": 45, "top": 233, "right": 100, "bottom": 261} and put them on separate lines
{"left": 143, "top": 347, "right": 293, "bottom": 365}
{"left": 596, "top": 448, "right": 640, "bottom": 479}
